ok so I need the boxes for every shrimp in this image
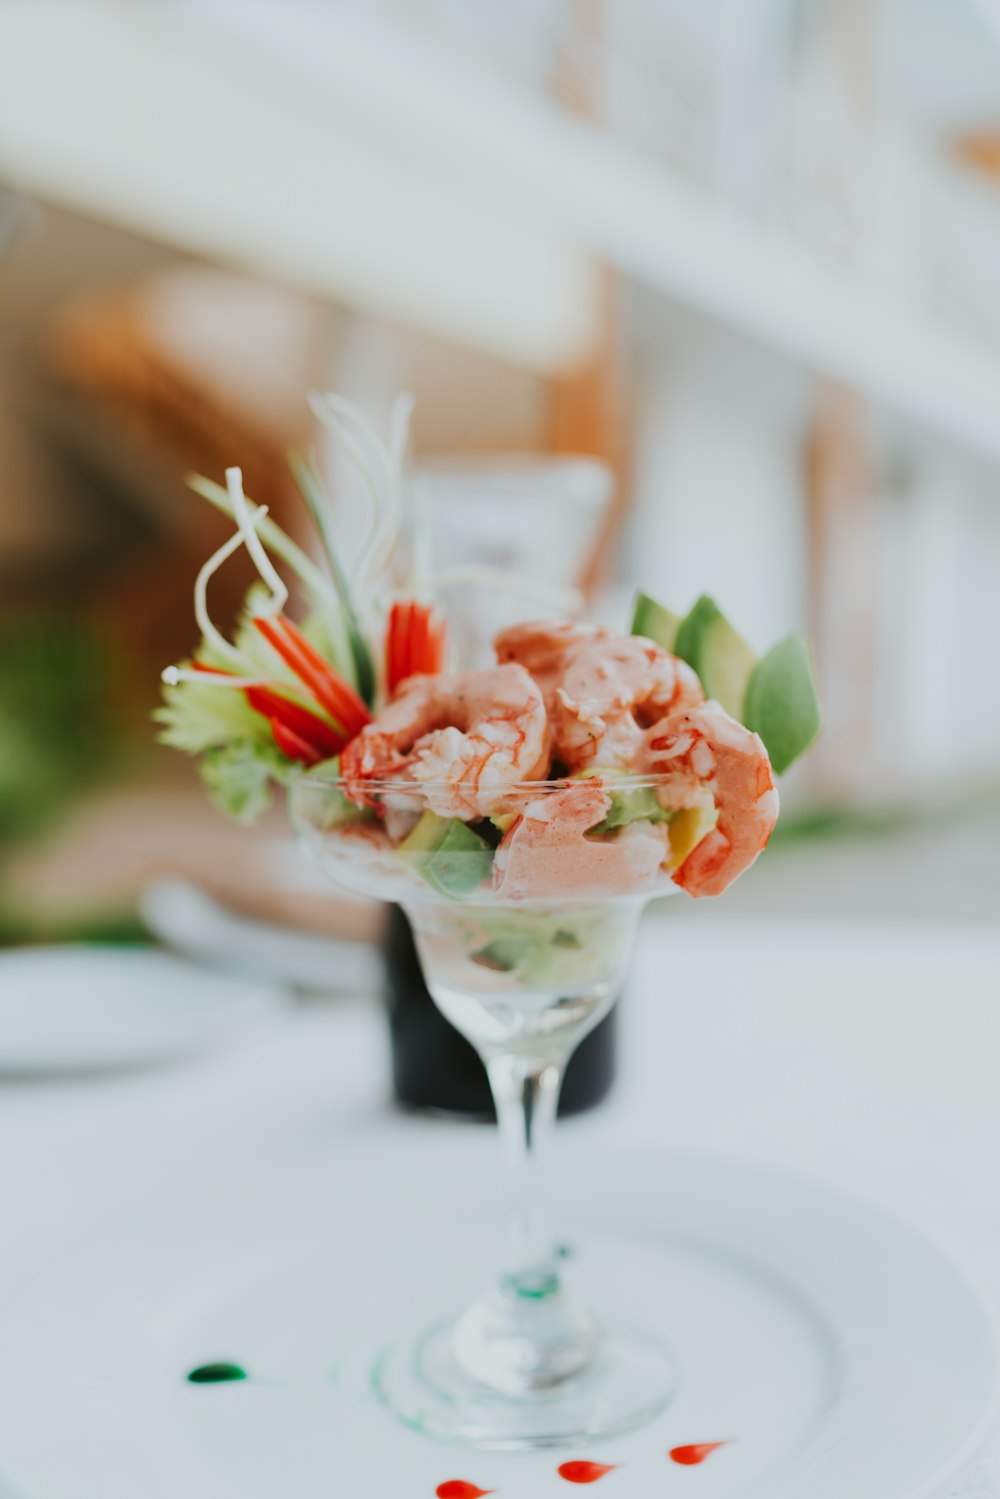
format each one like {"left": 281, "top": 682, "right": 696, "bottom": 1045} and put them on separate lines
{"left": 496, "top": 620, "right": 704, "bottom": 772}
{"left": 494, "top": 619, "right": 600, "bottom": 699}
{"left": 493, "top": 778, "right": 670, "bottom": 902}
{"left": 638, "top": 700, "right": 778, "bottom": 898}
{"left": 340, "top": 663, "right": 549, "bottom": 819}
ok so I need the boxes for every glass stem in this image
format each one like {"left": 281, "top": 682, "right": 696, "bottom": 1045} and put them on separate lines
{"left": 486, "top": 1051, "right": 565, "bottom": 1300}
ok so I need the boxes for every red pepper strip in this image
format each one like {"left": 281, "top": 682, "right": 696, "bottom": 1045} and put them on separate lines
{"left": 421, "top": 606, "right": 447, "bottom": 674}
{"left": 269, "top": 615, "right": 372, "bottom": 736}
{"left": 385, "top": 601, "right": 402, "bottom": 694}
{"left": 392, "top": 601, "right": 406, "bottom": 685}
{"left": 384, "top": 601, "right": 407, "bottom": 694}
{"left": 384, "top": 601, "right": 401, "bottom": 695}
{"left": 191, "top": 661, "right": 344, "bottom": 760}
{"left": 408, "top": 601, "right": 428, "bottom": 681}
{"left": 398, "top": 600, "right": 415, "bottom": 686}
{"left": 245, "top": 687, "right": 345, "bottom": 759}
{"left": 430, "top": 615, "right": 448, "bottom": 672}
{"left": 253, "top": 616, "right": 371, "bottom": 738}
{"left": 385, "top": 600, "right": 446, "bottom": 693}
{"left": 401, "top": 600, "right": 415, "bottom": 684}
{"left": 268, "top": 716, "right": 324, "bottom": 766}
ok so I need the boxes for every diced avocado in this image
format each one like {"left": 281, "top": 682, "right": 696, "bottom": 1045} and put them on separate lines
{"left": 599, "top": 785, "right": 673, "bottom": 831}
{"left": 630, "top": 591, "right": 682, "bottom": 653}
{"left": 398, "top": 811, "right": 494, "bottom": 898}
{"left": 490, "top": 811, "right": 519, "bottom": 835}
{"left": 566, "top": 767, "right": 669, "bottom": 832}
{"left": 471, "top": 937, "right": 525, "bottom": 972}
{"left": 673, "top": 595, "right": 758, "bottom": 719}
{"left": 472, "top": 924, "right": 581, "bottom": 976}
{"left": 743, "top": 634, "right": 822, "bottom": 776}
{"left": 667, "top": 801, "right": 718, "bottom": 871}
{"left": 567, "top": 768, "right": 671, "bottom": 833}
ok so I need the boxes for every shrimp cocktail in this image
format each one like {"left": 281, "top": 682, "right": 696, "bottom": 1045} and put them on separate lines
{"left": 159, "top": 392, "right": 821, "bottom": 1448}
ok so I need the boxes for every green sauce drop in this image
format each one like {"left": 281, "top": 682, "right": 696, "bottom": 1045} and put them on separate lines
{"left": 187, "top": 1362, "right": 248, "bottom": 1384}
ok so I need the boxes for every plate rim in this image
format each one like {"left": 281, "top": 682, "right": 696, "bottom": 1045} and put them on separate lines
{"left": 0, "top": 943, "right": 289, "bottom": 1073}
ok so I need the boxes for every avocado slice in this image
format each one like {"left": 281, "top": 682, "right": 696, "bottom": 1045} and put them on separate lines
{"left": 743, "top": 634, "right": 822, "bottom": 776}
{"left": 673, "top": 594, "right": 758, "bottom": 719}
{"left": 398, "top": 810, "right": 494, "bottom": 898}
{"left": 631, "top": 592, "right": 822, "bottom": 778}
{"left": 399, "top": 809, "right": 451, "bottom": 855}
{"left": 630, "top": 591, "right": 682, "bottom": 653}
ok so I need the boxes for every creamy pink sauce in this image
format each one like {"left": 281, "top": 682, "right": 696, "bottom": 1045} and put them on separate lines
{"left": 494, "top": 817, "right": 668, "bottom": 901}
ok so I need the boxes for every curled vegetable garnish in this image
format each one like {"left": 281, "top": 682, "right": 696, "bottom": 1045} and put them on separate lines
{"left": 192, "top": 503, "right": 269, "bottom": 671}
{"left": 226, "top": 467, "right": 287, "bottom": 621}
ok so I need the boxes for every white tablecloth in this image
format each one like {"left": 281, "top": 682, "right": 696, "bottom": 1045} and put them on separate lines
{"left": 1, "top": 914, "right": 999, "bottom": 1496}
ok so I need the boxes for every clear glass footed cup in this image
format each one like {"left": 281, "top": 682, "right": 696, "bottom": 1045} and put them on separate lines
{"left": 289, "top": 772, "right": 680, "bottom": 1449}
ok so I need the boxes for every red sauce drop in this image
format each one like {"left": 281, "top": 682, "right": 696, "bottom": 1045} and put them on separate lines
{"left": 557, "top": 1460, "right": 617, "bottom": 1484}
{"left": 435, "top": 1483, "right": 493, "bottom": 1499}
{"left": 669, "top": 1442, "right": 728, "bottom": 1467}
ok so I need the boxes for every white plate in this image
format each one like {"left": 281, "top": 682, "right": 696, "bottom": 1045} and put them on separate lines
{"left": 0, "top": 945, "right": 288, "bottom": 1073}
{"left": 139, "top": 879, "right": 382, "bottom": 994}
{"left": 0, "top": 1140, "right": 994, "bottom": 1498}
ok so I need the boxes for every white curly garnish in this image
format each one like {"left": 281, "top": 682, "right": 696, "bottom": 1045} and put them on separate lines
{"left": 388, "top": 392, "right": 415, "bottom": 476}
{"left": 194, "top": 513, "right": 267, "bottom": 668}
{"left": 308, "top": 389, "right": 414, "bottom": 595}
{"left": 226, "top": 467, "right": 287, "bottom": 619}
{"left": 160, "top": 666, "right": 280, "bottom": 689}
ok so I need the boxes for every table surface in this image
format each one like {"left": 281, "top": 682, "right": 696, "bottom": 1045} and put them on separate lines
{"left": 2, "top": 913, "right": 1000, "bottom": 1496}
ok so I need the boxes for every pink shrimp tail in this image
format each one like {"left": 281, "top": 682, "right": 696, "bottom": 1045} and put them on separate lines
{"left": 673, "top": 826, "right": 742, "bottom": 897}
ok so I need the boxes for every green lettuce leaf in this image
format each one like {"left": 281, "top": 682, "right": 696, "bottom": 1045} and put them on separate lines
{"left": 198, "top": 739, "right": 291, "bottom": 824}
{"left": 154, "top": 675, "right": 268, "bottom": 753}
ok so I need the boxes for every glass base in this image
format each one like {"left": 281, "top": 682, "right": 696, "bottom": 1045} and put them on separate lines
{"left": 370, "top": 1318, "right": 677, "bottom": 1449}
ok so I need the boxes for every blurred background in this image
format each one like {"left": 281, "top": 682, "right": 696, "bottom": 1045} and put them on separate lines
{"left": 2, "top": 0, "right": 999, "bottom": 954}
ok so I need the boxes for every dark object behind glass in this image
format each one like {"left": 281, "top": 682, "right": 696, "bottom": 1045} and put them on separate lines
{"left": 383, "top": 905, "right": 617, "bottom": 1118}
